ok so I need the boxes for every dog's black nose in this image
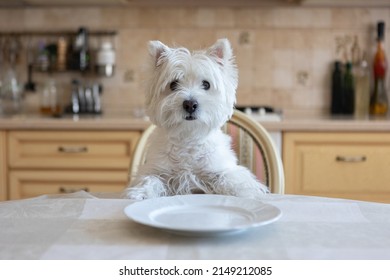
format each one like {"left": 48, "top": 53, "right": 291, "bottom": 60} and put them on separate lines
{"left": 183, "top": 100, "right": 198, "bottom": 113}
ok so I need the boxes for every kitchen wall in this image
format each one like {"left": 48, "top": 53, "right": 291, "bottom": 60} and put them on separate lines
{"left": 1, "top": 5, "right": 390, "bottom": 115}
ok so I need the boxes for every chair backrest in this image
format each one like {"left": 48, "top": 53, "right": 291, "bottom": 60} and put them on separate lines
{"left": 222, "top": 109, "right": 284, "bottom": 194}
{"left": 128, "top": 109, "right": 285, "bottom": 194}
{"left": 128, "top": 123, "right": 156, "bottom": 181}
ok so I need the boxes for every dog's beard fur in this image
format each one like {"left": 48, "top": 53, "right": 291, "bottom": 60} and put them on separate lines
{"left": 124, "top": 39, "right": 269, "bottom": 200}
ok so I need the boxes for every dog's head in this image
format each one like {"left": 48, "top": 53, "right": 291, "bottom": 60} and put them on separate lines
{"left": 144, "top": 39, "right": 238, "bottom": 139}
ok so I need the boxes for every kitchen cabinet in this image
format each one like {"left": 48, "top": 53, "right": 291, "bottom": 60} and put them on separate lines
{"left": 6, "top": 130, "right": 141, "bottom": 200}
{"left": 0, "top": 131, "right": 6, "bottom": 201}
{"left": 283, "top": 132, "right": 390, "bottom": 203}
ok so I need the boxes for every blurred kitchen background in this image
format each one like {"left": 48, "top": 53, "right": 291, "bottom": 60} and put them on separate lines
{"left": 0, "top": 0, "right": 389, "bottom": 116}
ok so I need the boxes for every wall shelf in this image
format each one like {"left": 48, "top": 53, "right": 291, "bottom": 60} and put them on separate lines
{"left": 0, "top": 29, "right": 118, "bottom": 80}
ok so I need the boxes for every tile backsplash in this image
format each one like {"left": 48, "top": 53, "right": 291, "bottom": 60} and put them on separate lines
{"left": 1, "top": 5, "right": 389, "bottom": 115}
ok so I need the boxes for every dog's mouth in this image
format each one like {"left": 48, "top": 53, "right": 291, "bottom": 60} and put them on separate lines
{"left": 184, "top": 114, "right": 197, "bottom": 121}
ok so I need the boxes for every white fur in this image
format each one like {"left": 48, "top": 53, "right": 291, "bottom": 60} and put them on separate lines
{"left": 124, "top": 39, "right": 269, "bottom": 200}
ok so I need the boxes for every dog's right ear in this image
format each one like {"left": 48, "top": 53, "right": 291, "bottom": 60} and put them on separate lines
{"left": 148, "top": 41, "right": 170, "bottom": 67}
{"left": 207, "top": 38, "right": 233, "bottom": 66}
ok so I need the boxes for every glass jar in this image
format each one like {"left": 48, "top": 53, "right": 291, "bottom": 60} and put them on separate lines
{"left": 0, "top": 64, "right": 23, "bottom": 115}
{"left": 40, "top": 78, "right": 62, "bottom": 116}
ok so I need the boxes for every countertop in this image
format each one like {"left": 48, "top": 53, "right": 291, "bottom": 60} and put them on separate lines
{"left": 0, "top": 113, "right": 150, "bottom": 131}
{"left": 1, "top": 111, "right": 390, "bottom": 132}
{"left": 273, "top": 112, "right": 390, "bottom": 132}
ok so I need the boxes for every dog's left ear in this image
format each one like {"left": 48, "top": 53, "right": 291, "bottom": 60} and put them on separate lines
{"left": 207, "top": 38, "right": 233, "bottom": 65}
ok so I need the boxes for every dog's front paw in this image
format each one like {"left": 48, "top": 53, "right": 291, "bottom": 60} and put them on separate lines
{"left": 123, "top": 187, "right": 149, "bottom": 200}
{"left": 234, "top": 184, "right": 268, "bottom": 199}
{"left": 122, "top": 175, "right": 167, "bottom": 200}
{"left": 214, "top": 166, "right": 269, "bottom": 199}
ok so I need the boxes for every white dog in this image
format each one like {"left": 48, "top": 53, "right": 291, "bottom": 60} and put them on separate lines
{"left": 124, "top": 39, "right": 268, "bottom": 200}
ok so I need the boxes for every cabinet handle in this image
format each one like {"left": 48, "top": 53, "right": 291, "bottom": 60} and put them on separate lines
{"left": 59, "top": 187, "right": 89, "bottom": 193}
{"left": 335, "top": 155, "right": 367, "bottom": 162}
{"left": 58, "top": 146, "right": 88, "bottom": 153}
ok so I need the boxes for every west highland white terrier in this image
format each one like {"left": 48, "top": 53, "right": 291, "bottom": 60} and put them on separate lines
{"left": 124, "top": 39, "right": 269, "bottom": 200}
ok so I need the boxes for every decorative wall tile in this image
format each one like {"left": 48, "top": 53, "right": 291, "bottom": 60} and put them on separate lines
{"left": 215, "top": 8, "right": 235, "bottom": 28}
{"left": 100, "top": 8, "right": 139, "bottom": 28}
{"left": 196, "top": 8, "right": 216, "bottom": 27}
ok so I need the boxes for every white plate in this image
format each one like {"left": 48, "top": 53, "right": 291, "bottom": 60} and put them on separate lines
{"left": 124, "top": 194, "right": 282, "bottom": 236}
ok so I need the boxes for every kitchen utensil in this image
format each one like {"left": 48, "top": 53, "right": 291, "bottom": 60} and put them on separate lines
{"left": 24, "top": 37, "right": 36, "bottom": 92}
{"left": 84, "top": 85, "right": 94, "bottom": 113}
{"left": 92, "top": 83, "right": 102, "bottom": 114}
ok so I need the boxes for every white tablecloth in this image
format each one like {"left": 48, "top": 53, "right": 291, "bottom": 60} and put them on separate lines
{"left": 1, "top": 192, "right": 390, "bottom": 260}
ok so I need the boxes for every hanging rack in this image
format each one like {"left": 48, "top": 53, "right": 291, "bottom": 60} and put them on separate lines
{"left": 0, "top": 30, "right": 117, "bottom": 37}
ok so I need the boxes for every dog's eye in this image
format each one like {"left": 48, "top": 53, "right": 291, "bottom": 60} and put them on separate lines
{"left": 202, "top": 80, "right": 210, "bottom": 90}
{"left": 170, "top": 80, "right": 179, "bottom": 91}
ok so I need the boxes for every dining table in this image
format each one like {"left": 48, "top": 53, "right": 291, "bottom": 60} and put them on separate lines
{"left": 0, "top": 191, "right": 390, "bottom": 260}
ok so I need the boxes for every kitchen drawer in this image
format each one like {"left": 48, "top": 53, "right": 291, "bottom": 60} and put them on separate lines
{"left": 9, "top": 170, "right": 127, "bottom": 200}
{"left": 283, "top": 132, "right": 390, "bottom": 203}
{"left": 8, "top": 131, "right": 141, "bottom": 169}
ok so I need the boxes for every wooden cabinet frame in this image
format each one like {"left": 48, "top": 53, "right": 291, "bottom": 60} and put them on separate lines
{"left": 0, "top": 131, "right": 6, "bottom": 201}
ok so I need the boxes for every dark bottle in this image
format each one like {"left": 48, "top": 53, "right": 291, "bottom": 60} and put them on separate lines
{"left": 370, "top": 21, "right": 388, "bottom": 116}
{"left": 343, "top": 62, "right": 355, "bottom": 114}
{"left": 68, "top": 27, "right": 90, "bottom": 72}
{"left": 331, "top": 61, "right": 344, "bottom": 114}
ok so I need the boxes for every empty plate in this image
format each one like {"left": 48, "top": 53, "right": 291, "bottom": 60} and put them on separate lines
{"left": 124, "top": 194, "right": 281, "bottom": 236}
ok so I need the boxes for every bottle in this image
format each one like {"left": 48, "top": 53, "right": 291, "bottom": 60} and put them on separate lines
{"left": 370, "top": 21, "right": 388, "bottom": 116}
{"left": 354, "top": 53, "right": 370, "bottom": 119}
{"left": 36, "top": 41, "right": 49, "bottom": 72}
{"left": 351, "top": 35, "right": 361, "bottom": 66}
{"left": 68, "top": 27, "right": 90, "bottom": 72}
{"left": 56, "top": 37, "right": 67, "bottom": 71}
{"left": 331, "top": 61, "right": 344, "bottom": 115}
{"left": 343, "top": 62, "right": 355, "bottom": 114}
{"left": 78, "top": 27, "right": 90, "bottom": 71}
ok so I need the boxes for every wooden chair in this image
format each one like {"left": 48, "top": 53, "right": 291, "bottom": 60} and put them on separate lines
{"left": 128, "top": 109, "right": 285, "bottom": 194}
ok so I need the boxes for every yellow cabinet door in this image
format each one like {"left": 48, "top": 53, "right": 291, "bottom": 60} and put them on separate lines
{"left": 283, "top": 132, "right": 390, "bottom": 203}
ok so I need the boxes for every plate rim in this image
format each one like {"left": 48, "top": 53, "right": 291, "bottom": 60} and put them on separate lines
{"left": 124, "top": 194, "right": 282, "bottom": 235}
